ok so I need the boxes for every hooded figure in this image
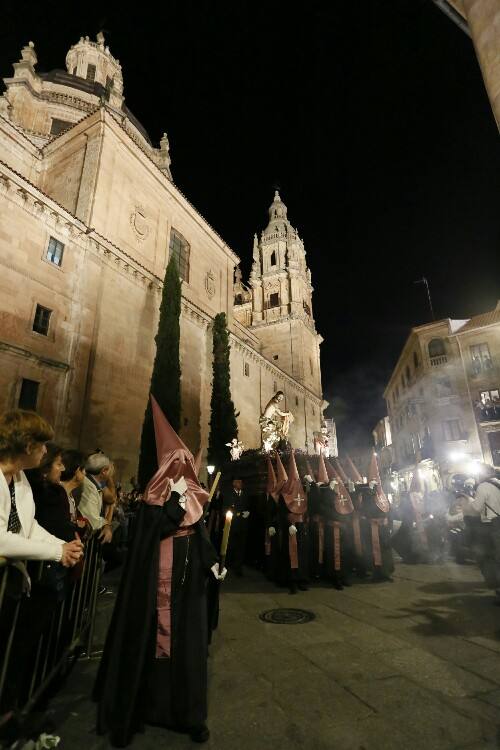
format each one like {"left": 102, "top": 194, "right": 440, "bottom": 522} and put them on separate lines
{"left": 316, "top": 456, "right": 354, "bottom": 589}
{"left": 94, "top": 397, "right": 221, "bottom": 746}
{"left": 275, "top": 451, "right": 309, "bottom": 593}
{"left": 361, "top": 451, "right": 394, "bottom": 582}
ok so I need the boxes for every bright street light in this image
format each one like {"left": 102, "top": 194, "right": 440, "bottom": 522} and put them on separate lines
{"left": 207, "top": 465, "right": 215, "bottom": 475}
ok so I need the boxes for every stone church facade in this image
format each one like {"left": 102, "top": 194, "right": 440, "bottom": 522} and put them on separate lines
{"left": 0, "top": 34, "right": 326, "bottom": 478}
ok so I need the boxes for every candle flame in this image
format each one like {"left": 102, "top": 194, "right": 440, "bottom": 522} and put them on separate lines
{"left": 226, "top": 510, "right": 233, "bottom": 520}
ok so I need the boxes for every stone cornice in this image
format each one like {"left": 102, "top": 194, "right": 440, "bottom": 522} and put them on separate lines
{"left": 0, "top": 114, "right": 42, "bottom": 154}
{"left": 0, "top": 160, "right": 161, "bottom": 291}
{"left": 181, "top": 298, "right": 211, "bottom": 329}
{"left": 0, "top": 339, "right": 70, "bottom": 371}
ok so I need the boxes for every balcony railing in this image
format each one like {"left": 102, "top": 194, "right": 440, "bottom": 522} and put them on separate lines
{"left": 430, "top": 355, "right": 448, "bottom": 367}
{"left": 476, "top": 403, "right": 500, "bottom": 423}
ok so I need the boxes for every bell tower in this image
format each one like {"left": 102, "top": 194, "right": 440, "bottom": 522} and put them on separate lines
{"left": 248, "top": 191, "right": 323, "bottom": 396}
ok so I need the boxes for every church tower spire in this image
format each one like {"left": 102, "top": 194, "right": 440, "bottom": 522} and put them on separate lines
{"left": 243, "top": 191, "right": 322, "bottom": 395}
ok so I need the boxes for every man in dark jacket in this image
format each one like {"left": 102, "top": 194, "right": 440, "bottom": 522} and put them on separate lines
{"left": 222, "top": 477, "right": 250, "bottom": 576}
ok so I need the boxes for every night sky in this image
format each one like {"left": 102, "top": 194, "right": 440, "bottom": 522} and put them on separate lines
{"left": 2, "top": 1, "right": 499, "bottom": 450}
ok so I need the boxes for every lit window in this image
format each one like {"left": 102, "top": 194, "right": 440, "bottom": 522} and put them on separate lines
{"left": 86, "top": 64, "right": 96, "bottom": 82}
{"left": 169, "top": 229, "right": 190, "bottom": 282}
{"left": 480, "top": 389, "right": 500, "bottom": 404}
{"left": 46, "top": 237, "right": 64, "bottom": 266}
{"left": 470, "top": 343, "right": 492, "bottom": 374}
{"left": 18, "top": 379, "right": 39, "bottom": 410}
{"left": 443, "top": 419, "right": 464, "bottom": 441}
{"left": 33, "top": 304, "right": 52, "bottom": 336}
{"left": 244, "top": 363, "right": 250, "bottom": 377}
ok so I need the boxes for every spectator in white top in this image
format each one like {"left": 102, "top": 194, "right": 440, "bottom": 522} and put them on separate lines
{"left": 78, "top": 452, "right": 113, "bottom": 544}
{"left": 469, "top": 464, "right": 500, "bottom": 522}
{"left": 0, "top": 410, "right": 83, "bottom": 566}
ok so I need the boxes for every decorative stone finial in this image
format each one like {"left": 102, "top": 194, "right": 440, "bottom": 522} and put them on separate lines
{"left": 159, "top": 132, "right": 172, "bottom": 180}
{"left": 96, "top": 31, "right": 105, "bottom": 46}
{"left": 20, "top": 41, "right": 37, "bottom": 67}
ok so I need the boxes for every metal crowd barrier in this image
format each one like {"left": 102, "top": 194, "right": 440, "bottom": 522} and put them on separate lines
{"left": 0, "top": 530, "right": 102, "bottom": 720}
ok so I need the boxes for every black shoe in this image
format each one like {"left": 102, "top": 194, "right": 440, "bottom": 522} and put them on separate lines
{"left": 190, "top": 725, "right": 210, "bottom": 743}
{"left": 333, "top": 582, "right": 344, "bottom": 591}
{"left": 341, "top": 579, "right": 352, "bottom": 587}
{"left": 297, "top": 582, "right": 308, "bottom": 591}
{"left": 289, "top": 584, "right": 297, "bottom": 595}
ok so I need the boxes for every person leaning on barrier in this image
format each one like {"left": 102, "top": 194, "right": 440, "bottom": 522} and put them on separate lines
{"left": 78, "top": 452, "right": 114, "bottom": 545}
{"left": 0, "top": 410, "right": 83, "bottom": 567}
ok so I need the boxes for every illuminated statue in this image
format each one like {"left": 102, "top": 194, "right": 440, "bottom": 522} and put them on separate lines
{"left": 259, "top": 391, "right": 294, "bottom": 452}
{"left": 226, "top": 438, "right": 244, "bottom": 461}
{"left": 313, "top": 422, "right": 331, "bottom": 457}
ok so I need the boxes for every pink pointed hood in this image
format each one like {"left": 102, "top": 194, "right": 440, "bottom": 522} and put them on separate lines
{"left": 274, "top": 451, "right": 288, "bottom": 497}
{"left": 332, "top": 458, "right": 350, "bottom": 485}
{"left": 281, "top": 451, "right": 307, "bottom": 514}
{"left": 368, "top": 451, "right": 390, "bottom": 513}
{"left": 344, "top": 455, "right": 364, "bottom": 484}
{"left": 193, "top": 447, "right": 202, "bottom": 477}
{"left": 316, "top": 454, "right": 329, "bottom": 485}
{"left": 266, "top": 456, "right": 278, "bottom": 501}
{"left": 144, "top": 395, "right": 208, "bottom": 524}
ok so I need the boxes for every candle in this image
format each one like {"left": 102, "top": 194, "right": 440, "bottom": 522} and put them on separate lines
{"left": 220, "top": 510, "right": 233, "bottom": 558}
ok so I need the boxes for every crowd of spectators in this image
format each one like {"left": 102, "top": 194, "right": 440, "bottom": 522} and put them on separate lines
{"left": 0, "top": 409, "right": 139, "bottom": 744}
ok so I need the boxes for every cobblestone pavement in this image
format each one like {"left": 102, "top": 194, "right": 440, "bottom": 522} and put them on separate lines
{"left": 48, "top": 560, "right": 500, "bottom": 750}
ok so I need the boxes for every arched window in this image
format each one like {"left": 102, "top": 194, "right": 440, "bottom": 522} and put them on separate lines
{"left": 169, "top": 229, "right": 190, "bottom": 282}
{"left": 413, "top": 351, "right": 419, "bottom": 369}
{"left": 405, "top": 365, "right": 411, "bottom": 384}
{"left": 270, "top": 250, "right": 277, "bottom": 266}
{"left": 428, "top": 338, "right": 445, "bottom": 359}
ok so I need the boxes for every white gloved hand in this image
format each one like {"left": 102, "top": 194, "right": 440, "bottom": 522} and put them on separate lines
{"left": 303, "top": 474, "right": 314, "bottom": 484}
{"left": 242, "top": 511, "right": 250, "bottom": 519}
{"left": 211, "top": 563, "right": 228, "bottom": 581}
{"left": 329, "top": 480, "right": 338, "bottom": 490}
{"left": 289, "top": 525, "right": 297, "bottom": 536}
{"left": 369, "top": 480, "right": 378, "bottom": 490}
{"left": 348, "top": 480, "right": 356, "bottom": 493}
{"left": 171, "top": 476, "right": 188, "bottom": 497}
{"left": 268, "top": 526, "right": 276, "bottom": 537}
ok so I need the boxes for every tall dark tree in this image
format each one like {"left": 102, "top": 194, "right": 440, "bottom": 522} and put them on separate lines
{"left": 208, "top": 312, "right": 238, "bottom": 469}
{"left": 137, "top": 256, "right": 181, "bottom": 489}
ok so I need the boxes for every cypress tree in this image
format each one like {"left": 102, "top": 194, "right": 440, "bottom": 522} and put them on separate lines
{"left": 208, "top": 312, "right": 238, "bottom": 469}
{"left": 137, "top": 255, "right": 181, "bottom": 488}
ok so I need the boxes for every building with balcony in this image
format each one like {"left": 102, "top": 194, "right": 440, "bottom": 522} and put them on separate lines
{"left": 383, "top": 302, "right": 500, "bottom": 486}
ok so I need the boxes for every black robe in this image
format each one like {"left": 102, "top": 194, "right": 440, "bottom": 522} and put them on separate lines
{"left": 93, "top": 493, "right": 218, "bottom": 747}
